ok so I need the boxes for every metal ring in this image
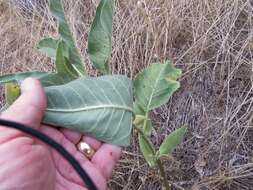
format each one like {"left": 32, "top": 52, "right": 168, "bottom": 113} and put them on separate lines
{"left": 77, "top": 141, "right": 96, "bottom": 159}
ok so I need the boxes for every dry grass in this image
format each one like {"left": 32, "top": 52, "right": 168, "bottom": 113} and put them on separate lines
{"left": 0, "top": 0, "right": 253, "bottom": 189}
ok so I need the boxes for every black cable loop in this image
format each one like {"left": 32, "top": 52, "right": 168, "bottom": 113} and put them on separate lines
{"left": 0, "top": 119, "right": 98, "bottom": 190}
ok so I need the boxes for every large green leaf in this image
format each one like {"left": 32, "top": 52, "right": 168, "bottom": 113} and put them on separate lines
{"left": 139, "top": 134, "right": 156, "bottom": 167}
{"left": 49, "top": 0, "right": 85, "bottom": 76}
{"left": 0, "top": 71, "right": 49, "bottom": 84}
{"left": 43, "top": 75, "right": 133, "bottom": 146}
{"left": 88, "top": 0, "right": 113, "bottom": 74}
{"left": 37, "top": 37, "right": 60, "bottom": 60}
{"left": 55, "top": 40, "right": 79, "bottom": 78}
{"left": 39, "top": 73, "right": 74, "bottom": 87}
{"left": 134, "top": 62, "right": 181, "bottom": 111}
{"left": 133, "top": 101, "right": 145, "bottom": 115}
{"left": 158, "top": 127, "right": 187, "bottom": 156}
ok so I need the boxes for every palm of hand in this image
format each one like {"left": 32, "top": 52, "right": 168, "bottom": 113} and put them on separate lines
{"left": 0, "top": 79, "right": 121, "bottom": 190}
{"left": 39, "top": 125, "right": 113, "bottom": 190}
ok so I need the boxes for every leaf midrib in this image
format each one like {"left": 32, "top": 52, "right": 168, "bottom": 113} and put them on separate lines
{"left": 46, "top": 104, "right": 133, "bottom": 113}
{"left": 146, "top": 67, "right": 165, "bottom": 111}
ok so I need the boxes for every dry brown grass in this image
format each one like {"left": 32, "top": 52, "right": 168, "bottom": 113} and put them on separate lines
{"left": 0, "top": 0, "right": 253, "bottom": 189}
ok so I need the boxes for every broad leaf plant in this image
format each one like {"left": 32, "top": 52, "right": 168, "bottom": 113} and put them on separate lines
{"left": 0, "top": 0, "right": 186, "bottom": 189}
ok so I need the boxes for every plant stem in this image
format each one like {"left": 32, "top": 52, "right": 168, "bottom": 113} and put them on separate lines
{"left": 157, "top": 159, "right": 171, "bottom": 190}
{"left": 134, "top": 125, "right": 156, "bottom": 155}
{"left": 134, "top": 124, "right": 171, "bottom": 190}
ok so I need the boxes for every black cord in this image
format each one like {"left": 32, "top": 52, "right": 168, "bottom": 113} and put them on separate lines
{"left": 0, "top": 119, "right": 98, "bottom": 190}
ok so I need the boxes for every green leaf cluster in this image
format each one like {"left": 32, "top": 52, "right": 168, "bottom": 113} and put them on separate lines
{"left": 0, "top": 0, "right": 188, "bottom": 188}
{"left": 0, "top": 0, "right": 133, "bottom": 146}
{"left": 133, "top": 62, "right": 186, "bottom": 167}
{"left": 0, "top": 1, "right": 186, "bottom": 177}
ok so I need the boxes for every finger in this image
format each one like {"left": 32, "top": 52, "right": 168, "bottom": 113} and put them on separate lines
{"left": 0, "top": 78, "right": 46, "bottom": 143}
{"left": 1, "top": 78, "right": 46, "bottom": 126}
{"left": 41, "top": 125, "right": 107, "bottom": 190}
{"left": 91, "top": 144, "right": 121, "bottom": 179}
{"left": 61, "top": 128, "right": 82, "bottom": 144}
{"left": 40, "top": 126, "right": 85, "bottom": 159}
{"left": 40, "top": 126, "right": 90, "bottom": 185}
{"left": 80, "top": 161, "right": 107, "bottom": 190}
{"left": 60, "top": 128, "right": 102, "bottom": 150}
{"left": 0, "top": 137, "right": 55, "bottom": 190}
{"left": 81, "top": 135, "right": 102, "bottom": 151}
{"left": 54, "top": 153, "right": 107, "bottom": 190}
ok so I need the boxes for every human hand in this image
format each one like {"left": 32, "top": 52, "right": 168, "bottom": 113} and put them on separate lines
{"left": 0, "top": 78, "right": 121, "bottom": 190}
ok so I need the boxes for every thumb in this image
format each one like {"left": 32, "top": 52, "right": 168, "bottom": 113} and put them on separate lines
{"left": 0, "top": 78, "right": 46, "bottom": 139}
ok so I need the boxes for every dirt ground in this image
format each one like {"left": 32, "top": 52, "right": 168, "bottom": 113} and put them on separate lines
{"left": 0, "top": 0, "right": 253, "bottom": 189}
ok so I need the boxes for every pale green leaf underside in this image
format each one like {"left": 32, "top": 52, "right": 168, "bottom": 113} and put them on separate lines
{"left": 0, "top": 72, "right": 74, "bottom": 88}
{"left": 159, "top": 127, "right": 187, "bottom": 156}
{"left": 39, "top": 73, "right": 74, "bottom": 87}
{"left": 88, "top": 0, "right": 113, "bottom": 74}
{"left": 49, "top": 0, "right": 85, "bottom": 76}
{"left": 134, "top": 62, "right": 182, "bottom": 111}
{"left": 37, "top": 37, "right": 59, "bottom": 60}
{"left": 0, "top": 71, "right": 49, "bottom": 84}
{"left": 44, "top": 75, "right": 133, "bottom": 146}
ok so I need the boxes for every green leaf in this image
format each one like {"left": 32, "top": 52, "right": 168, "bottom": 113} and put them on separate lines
{"left": 133, "top": 103, "right": 152, "bottom": 136}
{"left": 0, "top": 72, "right": 74, "bottom": 88}
{"left": 37, "top": 37, "right": 60, "bottom": 60}
{"left": 134, "top": 115, "right": 152, "bottom": 137}
{"left": 133, "top": 115, "right": 146, "bottom": 126}
{"left": 138, "top": 134, "right": 156, "bottom": 167}
{"left": 144, "top": 120, "right": 152, "bottom": 137}
{"left": 55, "top": 40, "right": 79, "bottom": 78}
{"left": 0, "top": 72, "right": 75, "bottom": 109}
{"left": 0, "top": 71, "right": 49, "bottom": 84}
{"left": 43, "top": 75, "right": 133, "bottom": 146}
{"left": 88, "top": 0, "right": 113, "bottom": 74}
{"left": 133, "top": 101, "right": 145, "bottom": 115}
{"left": 49, "top": 0, "right": 85, "bottom": 76}
{"left": 158, "top": 127, "right": 187, "bottom": 156}
{"left": 4, "top": 82, "right": 21, "bottom": 105}
{"left": 134, "top": 62, "right": 182, "bottom": 111}
{"left": 0, "top": 72, "right": 73, "bottom": 104}
{"left": 39, "top": 73, "right": 75, "bottom": 87}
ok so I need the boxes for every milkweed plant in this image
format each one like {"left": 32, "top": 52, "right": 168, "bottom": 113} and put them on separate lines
{"left": 0, "top": 0, "right": 186, "bottom": 189}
